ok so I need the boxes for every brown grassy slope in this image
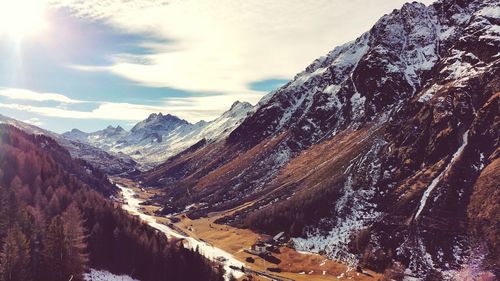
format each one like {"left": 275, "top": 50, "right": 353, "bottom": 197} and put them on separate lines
{"left": 270, "top": 125, "right": 383, "bottom": 193}
{"left": 229, "top": 123, "right": 384, "bottom": 234}
{"left": 194, "top": 132, "right": 288, "bottom": 191}
{"left": 466, "top": 93, "right": 499, "bottom": 268}
{"left": 141, "top": 141, "right": 236, "bottom": 186}
{"left": 467, "top": 155, "right": 499, "bottom": 268}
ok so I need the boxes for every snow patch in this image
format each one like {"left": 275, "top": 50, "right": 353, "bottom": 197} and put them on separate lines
{"left": 418, "top": 84, "right": 440, "bottom": 103}
{"left": 478, "top": 6, "right": 500, "bottom": 19}
{"left": 84, "top": 269, "right": 139, "bottom": 281}
{"left": 292, "top": 139, "right": 385, "bottom": 264}
{"left": 350, "top": 92, "right": 366, "bottom": 120}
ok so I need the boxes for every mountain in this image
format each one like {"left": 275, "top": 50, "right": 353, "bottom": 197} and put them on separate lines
{"left": 139, "top": 0, "right": 499, "bottom": 278}
{"left": 63, "top": 101, "right": 253, "bottom": 169}
{"left": 64, "top": 126, "right": 127, "bottom": 147}
{"left": 0, "top": 124, "right": 225, "bottom": 281}
{"left": 130, "top": 113, "right": 189, "bottom": 137}
{"left": 0, "top": 114, "right": 138, "bottom": 175}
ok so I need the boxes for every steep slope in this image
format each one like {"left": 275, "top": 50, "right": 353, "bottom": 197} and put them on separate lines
{"left": 64, "top": 101, "right": 253, "bottom": 169}
{"left": 0, "top": 114, "right": 137, "bottom": 174}
{"left": 140, "top": 0, "right": 499, "bottom": 278}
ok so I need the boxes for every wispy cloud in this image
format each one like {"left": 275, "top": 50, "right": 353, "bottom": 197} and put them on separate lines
{"left": 0, "top": 87, "right": 259, "bottom": 123}
{"left": 49, "top": 0, "right": 436, "bottom": 97}
{"left": 23, "top": 117, "right": 44, "bottom": 126}
{"left": 0, "top": 87, "right": 82, "bottom": 103}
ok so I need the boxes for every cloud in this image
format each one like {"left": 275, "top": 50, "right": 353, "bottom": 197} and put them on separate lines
{"left": 49, "top": 0, "right": 437, "bottom": 98}
{"left": 0, "top": 87, "right": 259, "bottom": 122}
{"left": 23, "top": 117, "right": 44, "bottom": 126}
{"left": 0, "top": 87, "right": 81, "bottom": 103}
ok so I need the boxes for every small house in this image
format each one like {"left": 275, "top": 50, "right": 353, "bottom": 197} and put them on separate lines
{"left": 251, "top": 241, "right": 268, "bottom": 255}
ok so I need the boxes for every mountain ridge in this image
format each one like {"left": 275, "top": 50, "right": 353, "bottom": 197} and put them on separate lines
{"left": 63, "top": 101, "right": 253, "bottom": 169}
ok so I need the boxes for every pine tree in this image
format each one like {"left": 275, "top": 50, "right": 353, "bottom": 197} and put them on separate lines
{"left": 0, "top": 187, "right": 17, "bottom": 238}
{"left": 62, "top": 204, "right": 88, "bottom": 281}
{"left": 26, "top": 208, "right": 45, "bottom": 281}
{"left": 0, "top": 225, "right": 31, "bottom": 281}
{"left": 43, "top": 216, "right": 66, "bottom": 281}
{"left": 0, "top": 186, "right": 10, "bottom": 238}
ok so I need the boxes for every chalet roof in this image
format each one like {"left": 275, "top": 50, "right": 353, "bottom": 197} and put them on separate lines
{"left": 255, "top": 241, "right": 266, "bottom": 246}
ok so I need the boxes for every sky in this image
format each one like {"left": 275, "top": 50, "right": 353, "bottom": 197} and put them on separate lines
{"left": 0, "top": 0, "right": 435, "bottom": 133}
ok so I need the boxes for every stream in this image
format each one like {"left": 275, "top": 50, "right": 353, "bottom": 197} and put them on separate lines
{"left": 117, "top": 184, "right": 245, "bottom": 280}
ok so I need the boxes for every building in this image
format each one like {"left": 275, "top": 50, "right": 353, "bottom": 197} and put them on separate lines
{"left": 251, "top": 241, "right": 268, "bottom": 255}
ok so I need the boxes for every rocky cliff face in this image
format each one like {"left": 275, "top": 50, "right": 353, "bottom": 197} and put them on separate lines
{"left": 140, "top": 0, "right": 499, "bottom": 278}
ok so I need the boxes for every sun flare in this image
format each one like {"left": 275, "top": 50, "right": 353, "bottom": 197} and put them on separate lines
{"left": 0, "top": 0, "right": 47, "bottom": 40}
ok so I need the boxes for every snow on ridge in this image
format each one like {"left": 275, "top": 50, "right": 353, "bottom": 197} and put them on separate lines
{"left": 477, "top": 6, "right": 500, "bottom": 19}
{"left": 418, "top": 84, "right": 441, "bottom": 103}
{"left": 274, "top": 32, "right": 370, "bottom": 131}
{"left": 63, "top": 102, "right": 253, "bottom": 169}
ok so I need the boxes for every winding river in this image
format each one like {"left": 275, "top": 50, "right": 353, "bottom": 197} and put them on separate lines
{"left": 117, "top": 184, "right": 245, "bottom": 280}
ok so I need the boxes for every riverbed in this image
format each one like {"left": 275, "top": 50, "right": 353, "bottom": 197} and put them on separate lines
{"left": 117, "top": 184, "right": 245, "bottom": 280}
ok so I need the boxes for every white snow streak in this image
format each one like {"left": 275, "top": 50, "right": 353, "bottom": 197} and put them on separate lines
{"left": 414, "top": 130, "right": 469, "bottom": 219}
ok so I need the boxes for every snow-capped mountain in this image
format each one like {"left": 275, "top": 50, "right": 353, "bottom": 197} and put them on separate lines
{"left": 63, "top": 101, "right": 253, "bottom": 169}
{"left": 0, "top": 114, "right": 138, "bottom": 174}
{"left": 64, "top": 125, "right": 128, "bottom": 150}
{"left": 139, "top": 0, "right": 499, "bottom": 278}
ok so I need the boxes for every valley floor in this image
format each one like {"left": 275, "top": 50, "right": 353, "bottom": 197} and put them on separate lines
{"left": 112, "top": 177, "right": 381, "bottom": 281}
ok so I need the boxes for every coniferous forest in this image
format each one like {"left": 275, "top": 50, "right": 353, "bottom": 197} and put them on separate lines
{"left": 0, "top": 124, "right": 225, "bottom": 281}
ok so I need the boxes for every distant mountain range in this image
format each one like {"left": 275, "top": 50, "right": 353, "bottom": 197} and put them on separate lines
{"left": 63, "top": 101, "right": 253, "bottom": 169}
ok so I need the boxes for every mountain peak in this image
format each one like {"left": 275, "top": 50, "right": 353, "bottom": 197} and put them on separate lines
{"left": 230, "top": 100, "right": 242, "bottom": 109}
{"left": 63, "top": 128, "right": 88, "bottom": 139}
{"left": 146, "top": 112, "right": 161, "bottom": 121}
{"left": 229, "top": 101, "right": 252, "bottom": 111}
{"left": 131, "top": 112, "right": 189, "bottom": 134}
{"left": 145, "top": 112, "right": 184, "bottom": 122}
{"left": 71, "top": 128, "right": 85, "bottom": 134}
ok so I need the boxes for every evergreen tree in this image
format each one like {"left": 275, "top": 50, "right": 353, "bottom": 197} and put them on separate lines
{"left": 62, "top": 204, "right": 88, "bottom": 281}
{"left": 0, "top": 225, "right": 31, "bottom": 281}
{"left": 43, "top": 216, "right": 66, "bottom": 281}
{"left": 0, "top": 187, "right": 17, "bottom": 238}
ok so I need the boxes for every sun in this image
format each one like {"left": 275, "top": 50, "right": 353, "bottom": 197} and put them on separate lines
{"left": 0, "top": 0, "right": 48, "bottom": 40}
